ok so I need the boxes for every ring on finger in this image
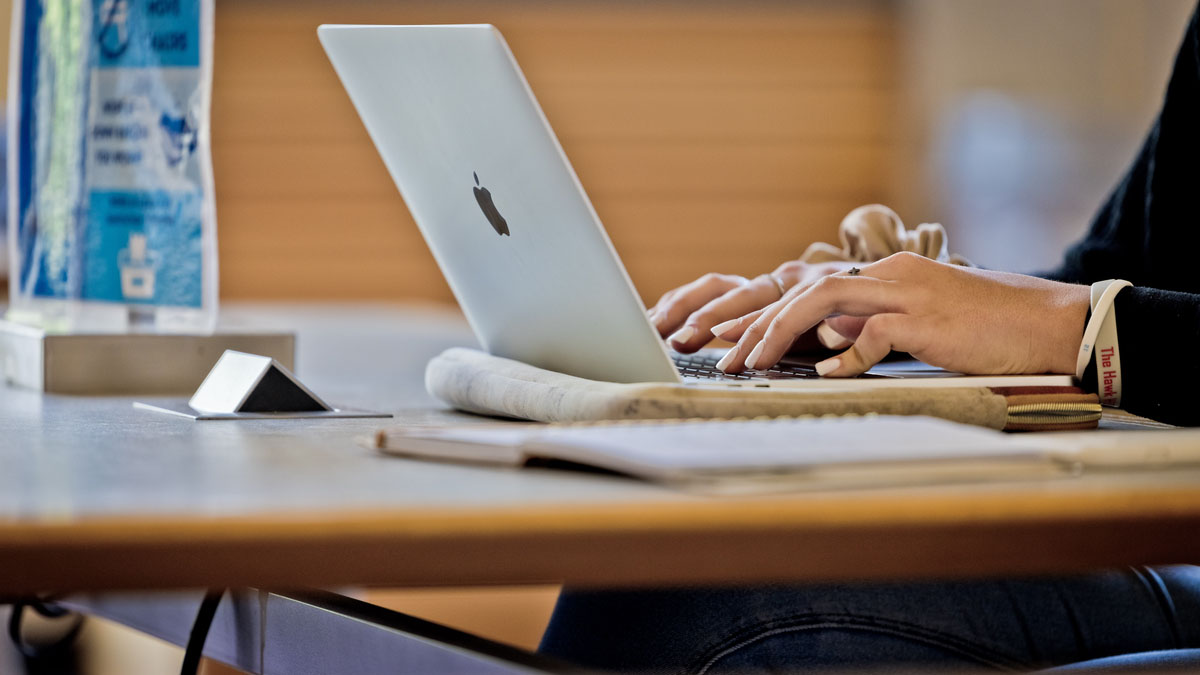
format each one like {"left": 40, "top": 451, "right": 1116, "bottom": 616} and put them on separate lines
{"left": 766, "top": 273, "right": 787, "bottom": 298}
{"left": 847, "top": 267, "right": 861, "bottom": 276}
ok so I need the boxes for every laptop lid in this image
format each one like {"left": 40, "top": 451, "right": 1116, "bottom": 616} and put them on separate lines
{"left": 318, "top": 24, "right": 680, "bottom": 384}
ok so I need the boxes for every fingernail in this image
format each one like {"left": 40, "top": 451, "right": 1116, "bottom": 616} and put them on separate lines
{"left": 815, "top": 358, "right": 841, "bottom": 377}
{"left": 744, "top": 341, "right": 765, "bottom": 370}
{"left": 817, "top": 322, "right": 849, "bottom": 349}
{"left": 711, "top": 318, "right": 740, "bottom": 337}
{"left": 716, "top": 347, "right": 738, "bottom": 372}
{"left": 668, "top": 325, "right": 695, "bottom": 344}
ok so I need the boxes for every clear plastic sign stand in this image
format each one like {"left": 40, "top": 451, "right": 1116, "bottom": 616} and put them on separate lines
{"left": 134, "top": 350, "right": 390, "bottom": 420}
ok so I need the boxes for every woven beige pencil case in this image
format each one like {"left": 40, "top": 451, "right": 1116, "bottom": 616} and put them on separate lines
{"left": 425, "top": 348, "right": 1101, "bottom": 432}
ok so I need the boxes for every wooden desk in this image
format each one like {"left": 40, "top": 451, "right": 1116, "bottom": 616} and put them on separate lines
{"left": 3, "top": 303, "right": 1200, "bottom": 597}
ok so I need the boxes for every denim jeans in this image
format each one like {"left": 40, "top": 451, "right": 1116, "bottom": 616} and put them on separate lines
{"left": 539, "top": 566, "right": 1200, "bottom": 673}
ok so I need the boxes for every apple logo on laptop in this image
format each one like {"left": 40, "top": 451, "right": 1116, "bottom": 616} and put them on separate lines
{"left": 473, "top": 172, "right": 510, "bottom": 236}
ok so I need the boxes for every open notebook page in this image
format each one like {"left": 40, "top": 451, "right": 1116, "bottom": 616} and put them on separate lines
{"left": 376, "top": 416, "right": 1062, "bottom": 493}
{"left": 524, "top": 416, "right": 1052, "bottom": 483}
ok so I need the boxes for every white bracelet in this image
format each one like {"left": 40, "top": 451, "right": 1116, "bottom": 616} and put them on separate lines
{"left": 1074, "top": 279, "right": 1131, "bottom": 403}
{"left": 1091, "top": 279, "right": 1131, "bottom": 406}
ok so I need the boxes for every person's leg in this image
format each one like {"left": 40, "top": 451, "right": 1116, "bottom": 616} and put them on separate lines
{"left": 539, "top": 566, "right": 1200, "bottom": 674}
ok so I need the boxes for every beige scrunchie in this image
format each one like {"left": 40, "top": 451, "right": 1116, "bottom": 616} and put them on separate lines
{"left": 799, "top": 204, "right": 971, "bottom": 267}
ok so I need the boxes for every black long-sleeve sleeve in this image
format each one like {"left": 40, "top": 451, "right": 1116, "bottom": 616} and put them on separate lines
{"left": 1042, "top": 6, "right": 1200, "bottom": 425}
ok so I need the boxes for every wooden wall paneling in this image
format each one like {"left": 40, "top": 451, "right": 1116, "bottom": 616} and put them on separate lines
{"left": 211, "top": 1, "right": 897, "bottom": 302}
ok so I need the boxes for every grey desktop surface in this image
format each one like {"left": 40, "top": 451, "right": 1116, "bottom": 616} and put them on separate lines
{"left": 3, "top": 302, "right": 1186, "bottom": 521}
{"left": 0, "top": 303, "right": 680, "bottom": 519}
{"left": 4, "top": 302, "right": 1200, "bottom": 599}
{"left": 0, "top": 303, "right": 635, "bottom": 673}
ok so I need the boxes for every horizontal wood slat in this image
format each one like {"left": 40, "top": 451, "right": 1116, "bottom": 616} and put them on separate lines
{"left": 215, "top": 30, "right": 893, "bottom": 88}
{"left": 213, "top": 142, "right": 889, "bottom": 199}
{"left": 215, "top": 1, "right": 893, "bottom": 40}
{"left": 211, "top": 0, "right": 896, "bottom": 302}
{"left": 214, "top": 84, "right": 894, "bottom": 144}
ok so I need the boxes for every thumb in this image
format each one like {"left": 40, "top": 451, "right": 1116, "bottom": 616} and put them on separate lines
{"left": 815, "top": 314, "right": 907, "bottom": 377}
{"left": 816, "top": 321, "right": 854, "bottom": 350}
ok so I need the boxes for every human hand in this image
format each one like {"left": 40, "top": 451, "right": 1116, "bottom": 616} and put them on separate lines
{"left": 648, "top": 260, "right": 858, "bottom": 353}
{"left": 713, "top": 252, "right": 1090, "bottom": 377}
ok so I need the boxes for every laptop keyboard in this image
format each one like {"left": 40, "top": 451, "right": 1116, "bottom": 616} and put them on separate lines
{"left": 672, "top": 352, "right": 822, "bottom": 381}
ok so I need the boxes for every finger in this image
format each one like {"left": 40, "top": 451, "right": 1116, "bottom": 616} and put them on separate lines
{"left": 711, "top": 279, "right": 814, "bottom": 343}
{"left": 653, "top": 274, "right": 744, "bottom": 336}
{"left": 816, "top": 314, "right": 914, "bottom": 377}
{"left": 711, "top": 271, "right": 819, "bottom": 342}
{"left": 712, "top": 275, "right": 824, "bottom": 371}
{"left": 719, "top": 266, "right": 863, "bottom": 352}
{"left": 734, "top": 275, "right": 906, "bottom": 372}
{"left": 649, "top": 287, "right": 688, "bottom": 332}
{"left": 770, "top": 260, "right": 806, "bottom": 288}
{"left": 821, "top": 315, "right": 869, "bottom": 342}
{"left": 648, "top": 288, "right": 678, "bottom": 320}
{"left": 816, "top": 321, "right": 854, "bottom": 350}
{"left": 712, "top": 310, "right": 827, "bottom": 353}
{"left": 715, "top": 305, "right": 782, "bottom": 372}
{"left": 710, "top": 308, "right": 764, "bottom": 342}
{"left": 670, "top": 276, "right": 780, "bottom": 352}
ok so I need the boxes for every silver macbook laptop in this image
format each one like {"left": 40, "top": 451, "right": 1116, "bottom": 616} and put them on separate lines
{"left": 318, "top": 24, "right": 1071, "bottom": 390}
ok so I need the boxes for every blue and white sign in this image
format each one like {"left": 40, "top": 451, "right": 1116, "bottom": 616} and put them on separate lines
{"left": 10, "top": 0, "right": 216, "bottom": 320}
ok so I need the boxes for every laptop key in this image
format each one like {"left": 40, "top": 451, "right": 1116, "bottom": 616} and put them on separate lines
{"left": 672, "top": 352, "right": 867, "bottom": 381}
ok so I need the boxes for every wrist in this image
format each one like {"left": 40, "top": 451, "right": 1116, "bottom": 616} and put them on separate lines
{"left": 1077, "top": 280, "right": 1132, "bottom": 404}
{"left": 1047, "top": 282, "right": 1091, "bottom": 375}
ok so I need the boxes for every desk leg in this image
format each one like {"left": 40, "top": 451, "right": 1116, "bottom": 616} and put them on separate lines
{"left": 64, "top": 590, "right": 565, "bottom": 674}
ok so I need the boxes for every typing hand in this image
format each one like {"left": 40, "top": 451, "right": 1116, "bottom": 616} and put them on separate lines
{"left": 648, "top": 260, "right": 858, "bottom": 354}
{"left": 713, "top": 252, "right": 1090, "bottom": 376}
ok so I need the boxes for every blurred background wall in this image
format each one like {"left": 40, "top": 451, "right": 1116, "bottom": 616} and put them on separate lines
{"left": 893, "top": 0, "right": 1195, "bottom": 272}
{"left": 210, "top": 0, "right": 896, "bottom": 304}
{"left": 213, "top": 0, "right": 1196, "bottom": 299}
